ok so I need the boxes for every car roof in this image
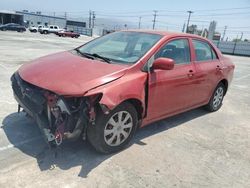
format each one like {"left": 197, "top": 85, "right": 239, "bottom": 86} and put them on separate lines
{"left": 122, "top": 29, "right": 208, "bottom": 41}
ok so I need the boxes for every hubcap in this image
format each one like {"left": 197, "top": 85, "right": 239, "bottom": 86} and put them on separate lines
{"left": 213, "top": 87, "right": 224, "bottom": 109}
{"left": 104, "top": 111, "right": 133, "bottom": 146}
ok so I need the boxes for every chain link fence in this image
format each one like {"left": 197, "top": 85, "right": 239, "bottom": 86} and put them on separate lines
{"left": 213, "top": 40, "right": 250, "bottom": 56}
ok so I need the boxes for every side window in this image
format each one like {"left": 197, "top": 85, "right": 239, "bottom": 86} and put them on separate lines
{"left": 192, "top": 40, "right": 218, "bottom": 62}
{"left": 50, "top": 26, "right": 53, "bottom": 29}
{"left": 54, "top": 26, "right": 58, "bottom": 29}
{"left": 155, "top": 39, "right": 191, "bottom": 65}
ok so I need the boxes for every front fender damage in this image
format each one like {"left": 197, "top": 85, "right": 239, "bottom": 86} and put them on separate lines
{"left": 84, "top": 72, "right": 148, "bottom": 118}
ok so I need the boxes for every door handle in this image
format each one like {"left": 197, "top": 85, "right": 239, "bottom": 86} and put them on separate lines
{"left": 187, "top": 70, "right": 194, "bottom": 77}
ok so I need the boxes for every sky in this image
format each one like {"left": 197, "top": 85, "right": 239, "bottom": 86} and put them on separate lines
{"left": 1, "top": 0, "right": 250, "bottom": 39}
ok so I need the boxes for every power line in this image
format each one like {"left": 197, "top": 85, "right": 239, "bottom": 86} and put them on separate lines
{"left": 192, "top": 6, "right": 250, "bottom": 12}
{"left": 192, "top": 11, "right": 250, "bottom": 17}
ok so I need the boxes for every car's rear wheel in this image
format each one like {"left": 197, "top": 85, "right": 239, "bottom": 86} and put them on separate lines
{"left": 206, "top": 82, "right": 225, "bottom": 112}
{"left": 87, "top": 102, "right": 138, "bottom": 153}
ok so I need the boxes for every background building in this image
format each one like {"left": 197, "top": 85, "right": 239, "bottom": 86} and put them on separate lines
{"left": 16, "top": 10, "right": 66, "bottom": 28}
{"left": 14, "top": 10, "right": 91, "bottom": 35}
{"left": 0, "top": 10, "right": 23, "bottom": 25}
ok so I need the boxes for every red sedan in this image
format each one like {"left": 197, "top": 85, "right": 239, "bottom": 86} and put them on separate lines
{"left": 57, "top": 30, "right": 80, "bottom": 38}
{"left": 11, "top": 31, "right": 234, "bottom": 153}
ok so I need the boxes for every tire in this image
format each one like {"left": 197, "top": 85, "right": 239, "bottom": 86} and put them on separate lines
{"left": 205, "top": 82, "right": 225, "bottom": 112}
{"left": 87, "top": 102, "right": 138, "bottom": 154}
{"left": 44, "top": 30, "right": 48, "bottom": 34}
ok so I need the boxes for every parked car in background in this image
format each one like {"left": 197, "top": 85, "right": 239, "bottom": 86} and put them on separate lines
{"left": 39, "top": 25, "right": 64, "bottom": 34}
{"left": 29, "top": 25, "right": 44, "bottom": 33}
{"left": 11, "top": 31, "right": 235, "bottom": 154}
{"left": 38, "top": 25, "right": 46, "bottom": 33}
{"left": 29, "top": 26, "right": 38, "bottom": 32}
{"left": 56, "top": 30, "right": 80, "bottom": 38}
{"left": 0, "top": 23, "right": 26, "bottom": 32}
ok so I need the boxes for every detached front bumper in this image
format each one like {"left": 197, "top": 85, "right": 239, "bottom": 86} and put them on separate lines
{"left": 11, "top": 72, "right": 56, "bottom": 143}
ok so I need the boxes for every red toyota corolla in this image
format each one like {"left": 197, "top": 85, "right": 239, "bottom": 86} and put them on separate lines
{"left": 11, "top": 31, "right": 235, "bottom": 153}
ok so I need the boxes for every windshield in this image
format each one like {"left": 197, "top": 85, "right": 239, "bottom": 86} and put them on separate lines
{"left": 77, "top": 31, "right": 162, "bottom": 64}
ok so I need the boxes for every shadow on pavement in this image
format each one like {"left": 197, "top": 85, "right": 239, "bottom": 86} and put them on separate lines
{"left": 2, "top": 108, "right": 208, "bottom": 177}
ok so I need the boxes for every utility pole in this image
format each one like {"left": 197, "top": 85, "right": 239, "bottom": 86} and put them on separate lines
{"left": 221, "top": 26, "right": 227, "bottom": 41}
{"left": 186, "top": 10, "right": 193, "bottom": 33}
{"left": 240, "top": 32, "right": 243, "bottom": 41}
{"left": 233, "top": 34, "right": 238, "bottom": 54}
{"left": 152, "top": 10, "right": 157, "bottom": 30}
{"left": 64, "top": 12, "right": 67, "bottom": 20}
{"left": 92, "top": 11, "right": 96, "bottom": 28}
{"left": 89, "top": 10, "right": 92, "bottom": 28}
{"left": 53, "top": 12, "right": 55, "bottom": 25}
{"left": 138, "top": 16, "right": 141, "bottom": 29}
{"left": 64, "top": 12, "right": 67, "bottom": 30}
{"left": 182, "top": 22, "right": 186, "bottom": 33}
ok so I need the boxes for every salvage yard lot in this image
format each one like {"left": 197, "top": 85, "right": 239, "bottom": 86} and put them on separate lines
{"left": 0, "top": 31, "right": 250, "bottom": 188}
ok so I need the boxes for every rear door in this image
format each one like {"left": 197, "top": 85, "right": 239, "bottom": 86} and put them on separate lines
{"left": 191, "top": 39, "right": 223, "bottom": 104}
{"left": 146, "top": 38, "right": 198, "bottom": 121}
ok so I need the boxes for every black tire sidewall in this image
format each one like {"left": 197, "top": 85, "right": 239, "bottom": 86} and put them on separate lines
{"left": 87, "top": 102, "right": 138, "bottom": 153}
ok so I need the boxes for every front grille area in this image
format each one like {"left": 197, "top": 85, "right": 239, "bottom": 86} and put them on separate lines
{"left": 11, "top": 72, "right": 46, "bottom": 114}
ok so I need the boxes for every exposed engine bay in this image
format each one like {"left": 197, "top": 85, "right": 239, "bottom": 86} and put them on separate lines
{"left": 11, "top": 72, "right": 101, "bottom": 147}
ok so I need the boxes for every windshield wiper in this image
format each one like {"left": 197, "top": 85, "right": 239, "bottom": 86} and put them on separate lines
{"left": 91, "top": 53, "right": 111, "bottom": 64}
{"left": 75, "top": 49, "right": 94, "bottom": 60}
{"left": 75, "top": 49, "right": 111, "bottom": 64}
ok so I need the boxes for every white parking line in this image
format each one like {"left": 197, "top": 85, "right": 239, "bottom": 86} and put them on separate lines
{"left": 0, "top": 64, "right": 8, "bottom": 70}
{"left": 0, "top": 63, "right": 20, "bottom": 70}
{"left": 0, "top": 100, "right": 16, "bottom": 105}
{"left": 0, "top": 137, "right": 42, "bottom": 152}
{"left": 235, "top": 74, "right": 250, "bottom": 81}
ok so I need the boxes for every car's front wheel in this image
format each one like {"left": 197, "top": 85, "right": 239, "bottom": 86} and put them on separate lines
{"left": 87, "top": 102, "right": 138, "bottom": 153}
{"left": 206, "top": 82, "right": 225, "bottom": 112}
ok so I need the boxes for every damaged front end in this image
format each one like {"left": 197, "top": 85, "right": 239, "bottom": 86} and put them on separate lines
{"left": 11, "top": 72, "right": 99, "bottom": 147}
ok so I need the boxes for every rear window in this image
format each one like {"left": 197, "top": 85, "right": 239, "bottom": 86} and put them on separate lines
{"left": 192, "top": 40, "right": 218, "bottom": 61}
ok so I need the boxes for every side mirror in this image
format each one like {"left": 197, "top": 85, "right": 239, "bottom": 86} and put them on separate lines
{"left": 152, "top": 58, "right": 175, "bottom": 70}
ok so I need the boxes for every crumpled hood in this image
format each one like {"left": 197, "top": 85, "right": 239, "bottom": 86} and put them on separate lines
{"left": 18, "top": 51, "right": 128, "bottom": 96}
